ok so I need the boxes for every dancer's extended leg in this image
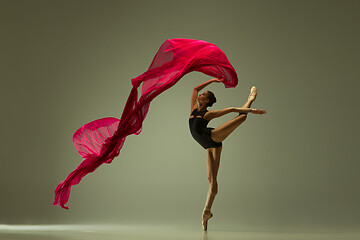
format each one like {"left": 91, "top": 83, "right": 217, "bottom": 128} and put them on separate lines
{"left": 242, "top": 98, "right": 254, "bottom": 109}
{"left": 211, "top": 99, "right": 253, "bottom": 143}
{"left": 211, "top": 114, "right": 247, "bottom": 143}
{"left": 202, "top": 146, "right": 222, "bottom": 230}
{"left": 211, "top": 87, "right": 257, "bottom": 143}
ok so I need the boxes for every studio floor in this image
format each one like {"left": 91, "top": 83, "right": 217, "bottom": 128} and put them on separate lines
{"left": 0, "top": 224, "right": 359, "bottom": 240}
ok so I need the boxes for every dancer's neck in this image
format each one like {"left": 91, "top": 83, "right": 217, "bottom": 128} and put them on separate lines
{"left": 197, "top": 103, "right": 207, "bottom": 111}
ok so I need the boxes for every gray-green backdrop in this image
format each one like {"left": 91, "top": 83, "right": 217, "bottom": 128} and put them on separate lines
{"left": 1, "top": 0, "right": 359, "bottom": 232}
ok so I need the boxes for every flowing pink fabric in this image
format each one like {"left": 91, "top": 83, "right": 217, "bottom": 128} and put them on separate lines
{"left": 53, "top": 38, "right": 238, "bottom": 209}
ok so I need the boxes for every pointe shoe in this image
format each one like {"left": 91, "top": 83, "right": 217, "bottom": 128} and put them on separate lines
{"left": 202, "top": 211, "right": 213, "bottom": 231}
{"left": 248, "top": 86, "right": 258, "bottom": 101}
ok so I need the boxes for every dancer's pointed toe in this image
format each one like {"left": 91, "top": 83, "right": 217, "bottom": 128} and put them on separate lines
{"left": 248, "top": 86, "right": 258, "bottom": 101}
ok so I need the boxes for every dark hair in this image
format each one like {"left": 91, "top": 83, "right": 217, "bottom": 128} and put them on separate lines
{"left": 206, "top": 91, "right": 217, "bottom": 107}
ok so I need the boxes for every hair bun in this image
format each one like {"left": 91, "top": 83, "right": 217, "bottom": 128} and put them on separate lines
{"left": 206, "top": 91, "right": 217, "bottom": 107}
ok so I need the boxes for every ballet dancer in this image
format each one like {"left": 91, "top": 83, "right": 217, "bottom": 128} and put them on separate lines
{"left": 189, "top": 78, "right": 266, "bottom": 230}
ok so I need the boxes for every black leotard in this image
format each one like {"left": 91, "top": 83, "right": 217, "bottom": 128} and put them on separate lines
{"left": 189, "top": 108, "right": 222, "bottom": 149}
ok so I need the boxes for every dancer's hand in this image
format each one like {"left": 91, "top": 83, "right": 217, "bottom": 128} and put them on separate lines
{"left": 211, "top": 78, "right": 224, "bottom": 83}
{"left": 195, "top": 78, "right": 223, "bottom": 91}
{"left": 251, "top": 109, "right": 267, "bottom": 114}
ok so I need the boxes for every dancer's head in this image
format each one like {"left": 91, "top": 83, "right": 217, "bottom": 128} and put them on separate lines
{"left": 198, "top": 91, "right": 217, "bottom": 107}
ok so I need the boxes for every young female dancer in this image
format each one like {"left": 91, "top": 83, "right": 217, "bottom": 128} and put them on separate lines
{"left": 189, "top": 78, "right": 266, "bottom": 230}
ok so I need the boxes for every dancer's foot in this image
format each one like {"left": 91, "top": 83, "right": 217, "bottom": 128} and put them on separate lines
{"left": 248, "top": 86, "right": 257, "bottom": 102}
{"left": 202, "top": 210, "right": 213, "bottom": 231}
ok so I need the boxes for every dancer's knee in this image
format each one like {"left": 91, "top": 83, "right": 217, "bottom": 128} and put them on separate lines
{"left": 208, "top": 176, "right": 217, "bottom": 184}
{"left": 239, "top": 113, "right": 247, "bottom": 120}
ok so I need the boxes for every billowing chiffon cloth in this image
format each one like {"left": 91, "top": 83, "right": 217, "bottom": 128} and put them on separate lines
{"left": 53, "top": 38, "right": 238, "bottom": 209}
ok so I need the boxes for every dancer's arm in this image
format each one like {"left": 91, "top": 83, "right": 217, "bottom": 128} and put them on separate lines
{"left": 205, "top": 107, "right": 237, "bottom": 120}
{"left": 194, "top": 78, "right": 223, "bottom": 91}
{"left": 191, "top": 78, "right": 224, "bottom": 111}
{"left": 205, "top": 107, "right": 265, "bottom": 120}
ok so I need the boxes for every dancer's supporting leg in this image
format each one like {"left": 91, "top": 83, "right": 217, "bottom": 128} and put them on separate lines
{"left": 202, "top": 87, "right": 259, "bottom": 230}
{"left": 203, "top": 98, "right": 253, "bottom": 219}
{"left": 202, "top": 146, "right": 222, "bottom": 230}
